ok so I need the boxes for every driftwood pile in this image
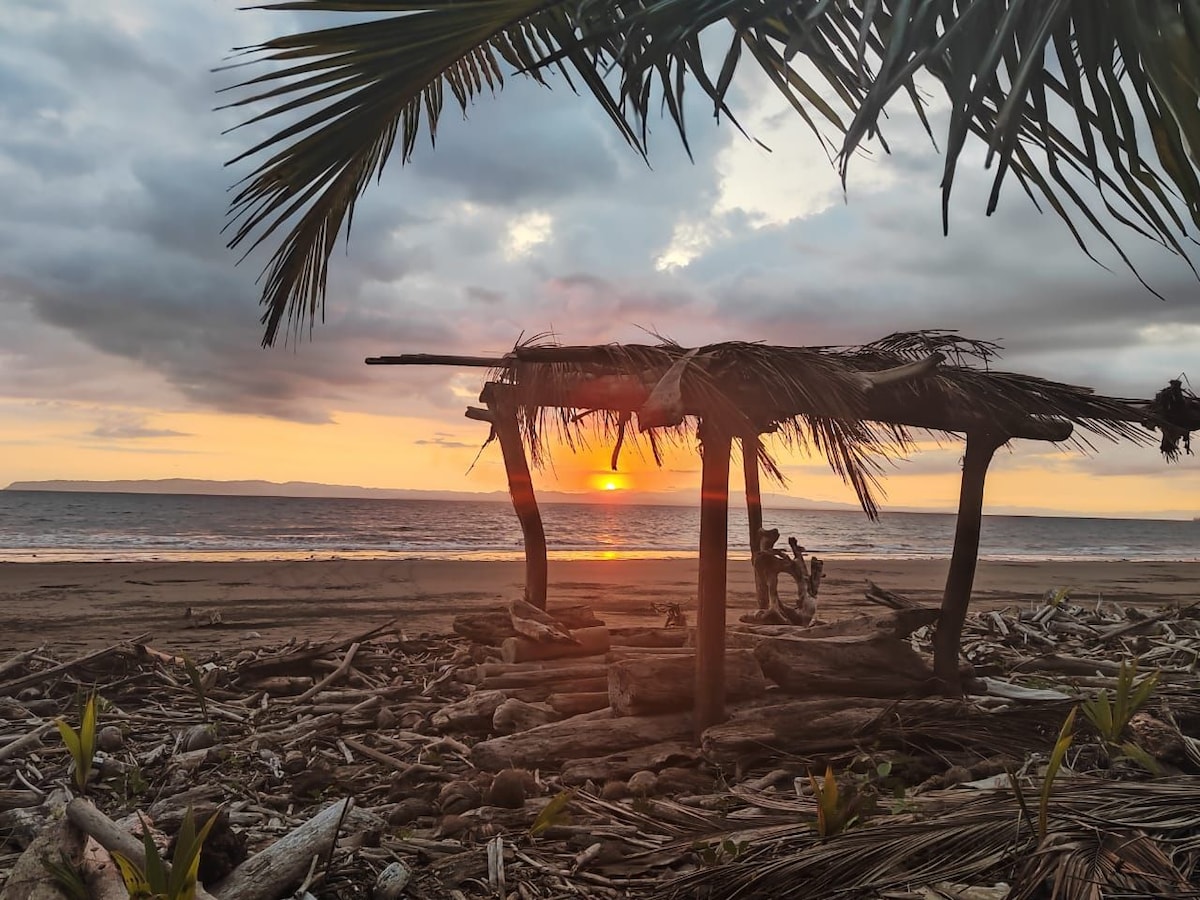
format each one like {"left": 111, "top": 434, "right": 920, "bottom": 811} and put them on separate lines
{"left": 2, "top": 587, "right": 1200, "bottom": 898}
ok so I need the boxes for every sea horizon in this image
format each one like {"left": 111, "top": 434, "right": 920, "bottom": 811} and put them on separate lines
{"left": 0, "top": 489, "right": 1196, "bottom": 565}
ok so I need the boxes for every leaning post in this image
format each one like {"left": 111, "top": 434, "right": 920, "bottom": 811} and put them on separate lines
{"left": 741, "top": 433, "right": 768, "bottom": 609}
{"left": 934, "top": 429, "right": 1005, "bottom": 694}
{"left": 476, "top": 384, "right": 548, "bottom": 610}
{"left": 695, "top": 420, "right": 733, "bottom": 737}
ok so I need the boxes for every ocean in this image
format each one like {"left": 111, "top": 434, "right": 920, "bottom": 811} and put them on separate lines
{"left": 0, "top": 490, "right": 1196, "bottom": 563}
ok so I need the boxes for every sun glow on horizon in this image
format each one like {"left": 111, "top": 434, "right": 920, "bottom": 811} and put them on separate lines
{"left": 590, "top": 471, "right": 630, "bottom": 494}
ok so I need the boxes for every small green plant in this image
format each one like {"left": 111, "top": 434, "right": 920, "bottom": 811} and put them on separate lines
{"left": 182, "top": 655, "right": 209, "bottom": 722}
{"left": 55, "top": 693, "right": 98, "bottom": 793}
{"left": 529, "top": 790, "right": 574, "bottom": 837}
{"left": 1038, "top": 706, "right": 1077, "bottom": 840}
{"left": 808, "top": 764, "right": 864, "bottom": 837}
{"left": 42, "top": 852, "right": 90, "bottom": 899}
{"left": 112, "top": 808, "right": 219, "bottom": 900}
{"left": 1081, "top": 660, "right": 1160, "bottom": 745}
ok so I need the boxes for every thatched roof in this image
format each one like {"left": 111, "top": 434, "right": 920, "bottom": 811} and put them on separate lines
{"left": 472, "top": 331, "right": 1156, "bottom": 516}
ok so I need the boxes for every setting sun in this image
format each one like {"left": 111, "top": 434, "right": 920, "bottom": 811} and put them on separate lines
{"left": 589, "top": 471, "right": 630, "bottom": 493}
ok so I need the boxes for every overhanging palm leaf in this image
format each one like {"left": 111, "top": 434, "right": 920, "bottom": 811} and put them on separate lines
{"left": 226, "top": 1, "right": 1200, "bottom": 346}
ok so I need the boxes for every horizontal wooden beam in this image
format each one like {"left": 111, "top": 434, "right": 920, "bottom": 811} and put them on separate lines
{"left": 367, "top": 354, "right": 506, "bottom": 367}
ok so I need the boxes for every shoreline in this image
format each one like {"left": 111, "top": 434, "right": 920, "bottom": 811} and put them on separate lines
{"left": 2, "top": 557, "right": 1197, "bottom": 657}
{"left": 2, "top": 549, "right": 1197, "bottom": 564}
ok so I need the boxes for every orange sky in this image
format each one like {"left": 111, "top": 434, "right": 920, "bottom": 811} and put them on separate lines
{"left": 3, "top": 397, "right": 1197, "bottom": 518}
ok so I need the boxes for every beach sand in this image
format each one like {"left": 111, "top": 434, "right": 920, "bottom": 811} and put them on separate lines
{"left": 1, "top": 557, "right": 1197, "bottom": 657}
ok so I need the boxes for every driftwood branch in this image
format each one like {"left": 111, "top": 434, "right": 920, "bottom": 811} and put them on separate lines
{"left": 212, "top": 798, "right": 353, "bottom": 900}
{"left": 0, "top": 636, "right": 148, "bottom": 696}
{"left": 853, "top": 353, "right": 943, "bottom": 392}
{"left": 744, "top": 529, "right": 821, "bottom": 626}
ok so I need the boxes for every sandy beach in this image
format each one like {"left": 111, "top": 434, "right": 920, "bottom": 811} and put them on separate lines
{"left": 1, "top": 556, "right": 1197, "bottom": 656}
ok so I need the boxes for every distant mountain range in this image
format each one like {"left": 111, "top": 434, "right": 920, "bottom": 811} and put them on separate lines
{"left": 2, "top": 478, "right": 862, "bottom": 511}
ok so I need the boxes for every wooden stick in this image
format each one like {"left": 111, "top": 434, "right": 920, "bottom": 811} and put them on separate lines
{"left": 934, "top": 431, "right": 1002, "bottom": 694}
{"left": 293, "top": 643, "right": 360, "bottom": 703}
{"left": 0, "top": 721, "right": 56, "bottom": 764}
{"left": 66, "top": 798, "right": 149, "bottom": 870}
{"left": 695, "top": 423, "right": 732, "bottom": 736}
{"left": 0, "top": 647, "right": 44, "bottom": 680}
{"left": 487, "top": 389, "right": 548, "bottom": 609}
{"left": 854, "top": 352, "right": 943, "bottom": 392}
{"left": 0, "top": 635, "right": 149, "bottom": 696}
{"left": 213, "top": 798, "right": 353, "bottom": 900}
{"left": 742, "top": 434, "right": 767, "bottom": 610}
{"left": 66, "top": 798, "right": 222, "bottom": 898}
{"left": 342, "top": 737, "right": 409, "bottom": 773}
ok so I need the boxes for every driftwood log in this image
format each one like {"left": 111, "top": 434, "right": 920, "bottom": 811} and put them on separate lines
{"left": 737, "top": 608, "right": 939, "bottom": 642}
{"left": 212, "top": 798, "right": 353, "bottom": 900}
{"left": 607, "top": 651, "right": 766, "bottom": 716}
{"left": 431, "top": 690, "right": 508, "bottom": 732}
{"left": 492, "top": 698, "right": 560, "bottom": 734}
{"left": 471, "top": 710, "right": 692, "bottom": 771}
{"left": 501, "top": 626, "right": 610, "bottom": 664}
{"left": 559, "top": 740, "right": 703, "bottom": 786}
{"left": 452, "top": 606, "right": 602, "bottom": 644}
{"left": 478, "top": 664, "right": 607, "bottom": 690}
{"left": 700, "top": 697, "right": 900, "bottom": 767}
{"left": 2, "top": 790, "right": 81, "bottom": 900}
{"left": 754, "top": 632, "right": 938, "bottom": 697}
{"left": 545, "top": 691, "right": 610, "bottom": 716}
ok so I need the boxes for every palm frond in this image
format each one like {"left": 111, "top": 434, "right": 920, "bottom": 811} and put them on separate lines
{"left": 659, "top": 777, "right": 1200, "bottom": 898}
{"left": 223, "top": 0, "right": 635, "bottom": 345}
{"left": 228, "top": 2, "right": 1200, "bottom": 345}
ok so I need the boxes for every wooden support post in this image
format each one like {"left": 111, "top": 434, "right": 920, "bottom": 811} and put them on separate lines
{"left": 741, "top": 433, "right": 768, "bottom": 609}
{"left": 934, "top": 431, "right": 1003, "bottom": 694}
{"left": 486, "top": 393, "right": 548, "bottom": 610}
{"left": 696, "top": 422, "right": 733, "bottom": 737}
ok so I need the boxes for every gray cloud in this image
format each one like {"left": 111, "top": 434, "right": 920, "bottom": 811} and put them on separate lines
{"left": 414, "top": 436, "right": 478, "bottom": 450}
{"left": 0, "top": 0, "right": 1198, "bottom": 508}
{"left": 88, "top": 418, "right": 191, "bottom": 440}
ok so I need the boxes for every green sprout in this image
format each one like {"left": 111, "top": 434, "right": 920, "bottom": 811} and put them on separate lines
{"left": 1039, "top": 707, "right": 1077, "bottom": 840}
{"left": 111, "top": 808, "right": 219, "bottom": 900}
{"left": 1081, "top": 660, "right": 1160, "bottom": 745}
{"left": 808, "top": 764, "right": 864, "bottom": 838}
{"left": 55, "top": 693, "right": 98, "bottom": 794}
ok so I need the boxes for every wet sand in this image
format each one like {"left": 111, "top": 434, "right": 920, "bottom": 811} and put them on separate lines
{"left": 1, "top": 557, "right": 1196, "bottom": 657}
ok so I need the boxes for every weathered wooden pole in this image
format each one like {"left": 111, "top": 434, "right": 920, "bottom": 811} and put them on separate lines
{"left": 933, "top": 430, "right": 1004, "bottom": 694}
{"left": 472, "top": 391, "right": 548, "bottom": 609}
{"left": 696, "top": 421, "right": 733, "bottom": 736}
{"left": 741, "top": 433, "right": 768, "bottom": 609}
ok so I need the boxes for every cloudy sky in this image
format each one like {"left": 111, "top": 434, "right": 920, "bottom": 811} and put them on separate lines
{"left": 1, "top": 1, "right": 1198, "bottom": 518}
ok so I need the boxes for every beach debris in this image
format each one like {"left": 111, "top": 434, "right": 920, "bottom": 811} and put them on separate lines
{"left": 185, "top": 606, "right": 224, "bottom": 627}
{"left": 741, "top": 529, "right": 822, "bottom": 626}
{"left": 607, "top": 650, "right": 765, "bottom": 717}
{"left": 3, "top": 592, "right": 1200, "bottom": 897}
{"left": 650, "top": 602, "right": 687, "bottom": 628}
{"left": 507, "top": 598, "right": 577, "bottom": 644}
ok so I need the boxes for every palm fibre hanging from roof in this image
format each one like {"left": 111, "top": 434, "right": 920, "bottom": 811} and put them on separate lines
{"left": 375, "top": 329, "right": 1162, "bottom": 517}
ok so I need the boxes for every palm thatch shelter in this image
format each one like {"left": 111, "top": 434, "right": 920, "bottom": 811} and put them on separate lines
{"left": 369, "top": 331, "right": 1198, "bottom": 732}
